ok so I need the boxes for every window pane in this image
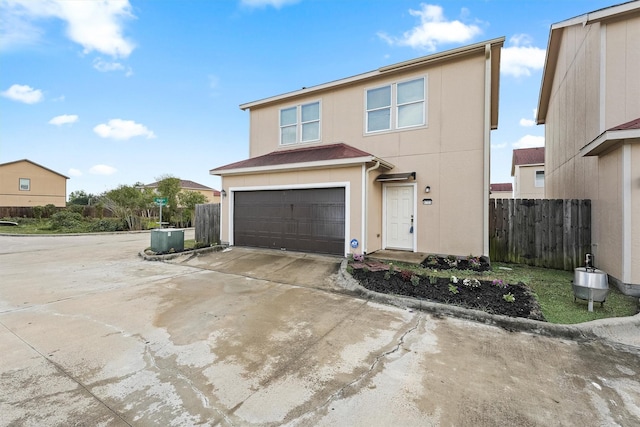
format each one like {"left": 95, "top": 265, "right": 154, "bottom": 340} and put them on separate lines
{"left": 367, "top": 108, "right": 390, "bottom": 132}
{"left": 398, "top": 103, "right": 424, "bottom": 128}
{"left": 535, "top": 171, "right": 545, "bottom": 187}
{"left": 367, "top": 86, "right": 391, "bottom": 110}
{"left": 397, "top": 78, "right": 424, "bottom": 104}
{"left": 19, "top": 178, "right": 30, "bottom": 191}
{"left": 281, "top": 125, "right": 296, "bottom": 144}
{"left": 302, "top": 121, "right": 319, "bottom": 141}
{"left": 301, "top": 102, "right": 319, "bottom": 122}
{"left": 280, "top": 107, "right": 297, "bottom": 126}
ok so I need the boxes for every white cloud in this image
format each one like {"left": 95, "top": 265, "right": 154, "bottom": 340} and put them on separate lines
{"left": 89, "top": 165, "right": 117, "bottom": 175}
{"left": 1, "top": 0, "right": 135, "bottom": 58}
{"left": 1, "top": 84, "right": 43, "bottom": 104}
{"left": 501, "top": 34, "right": 545, "bottom": 77}
{"left": 93, "top": 119, "right": 156, "bottom": 140}
{"left": 513, "top": 135, "right": 545, "bottom": 149}
{"left": 240, "top": 0, "right": 299, "bottom": 8}
{"left": 49, "top": 114, "right": 78, "bottom": 126}
{"left": 68, "top": 168, "right": 83, "bottom": 177}
{"left": 491, "top": 142, "right": 507, "bottom": 149}
{"left": 378, "top": 4, "right": 482, "bottom": 51}
{"left": 519, "top": 118, "right": 535, "bottom": 127}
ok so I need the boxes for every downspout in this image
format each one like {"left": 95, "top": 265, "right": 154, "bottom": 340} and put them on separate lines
{"left": 483, "top": 43, "right": 492, "bottom": 257}
{"left": 364, "top": 161, "right": 381, "bottom": 254}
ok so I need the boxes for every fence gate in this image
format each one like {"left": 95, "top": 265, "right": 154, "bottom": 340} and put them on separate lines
{"left": 489, "top": 199, "right": 591, "bottom": 270}
{"left": 195, "top": 203, "right": 220, "bottom": 246}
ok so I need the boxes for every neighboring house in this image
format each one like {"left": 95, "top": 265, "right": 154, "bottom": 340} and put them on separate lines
{"left": 537, "top": 1, "right": 640, "bottom": 296}
{"left": 142, "top": 180, "right": 221, "bottom": 204}
{"left": 511, "top": 147, "right": 545, "bottom": 199}
{"left": 211, "top": 37, "right": 504, "bottom": 257}
{"left": 0, "top": 159, "right": 68, "bottom": 207}
{"left": 489, "top": 183, "right": 513, "bottom": 199}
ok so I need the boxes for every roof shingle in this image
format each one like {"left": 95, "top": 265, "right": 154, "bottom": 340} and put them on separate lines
{"left": 511, "top": 147, "right": 545, "bottom": 175}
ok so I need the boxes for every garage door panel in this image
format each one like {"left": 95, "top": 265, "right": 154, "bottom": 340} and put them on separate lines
{"left": 234, "top": 188, "right": 345, "bottom": 255}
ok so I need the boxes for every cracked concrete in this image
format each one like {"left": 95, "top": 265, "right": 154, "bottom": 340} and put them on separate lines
{"left": 1, "top": 232, "right": 639, "bottom": 426}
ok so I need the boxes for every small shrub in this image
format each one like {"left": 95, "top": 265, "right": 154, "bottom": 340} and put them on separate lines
{"left": 429, "top": 276, "right": 437, "bottom": 285}
{"left": 450, "top": 275, "right": 459, "bottom": 284}
{"left": 410, "top": 275, "right": 420, "bottom": 286}
{"left": 448, "top": 284, "right": 459, "bottom": 294}
{"left": 467, "top": 255, "right": 481, "bottom": 268}
{"left": 492, "top": 279, "right": 508, "bottom": 289}
{"left": 384, "top": 271, "right": 391, "bottom": 280}
{"left": 503, "top": 293, "right": 516, "bottom": 303}
{"left": 463, "top": 278, "right": 481, "bottom": 288}
{"left": 87, "top": 218, "right": 127, "bottom": 232}
{"left": 400, "top": 270, "right": 413, "bottom": 281}
{"left": 49, "top": 210, "right": 84, "bottom": 230}
{"left": 33, "top": 206, "right": 44, "bottom": 220}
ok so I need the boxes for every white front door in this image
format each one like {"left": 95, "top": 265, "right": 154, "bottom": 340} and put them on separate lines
{"left": 384, "top": 184, "right": 415, "bottom": 251}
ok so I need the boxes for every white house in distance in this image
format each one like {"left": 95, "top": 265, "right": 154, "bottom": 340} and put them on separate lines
{"left": 511, "top": 147, "right": 545, "bottom": 199}
{"left": 211, "top": 38, "right": 504, "bottom": 258}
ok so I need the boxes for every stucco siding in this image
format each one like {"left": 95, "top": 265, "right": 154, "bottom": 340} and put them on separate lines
{"left": 595, "top": 149, "right": 623, "bottom": 280}
{"left": 514, "top": 165, "right": 545, "bottom": 199}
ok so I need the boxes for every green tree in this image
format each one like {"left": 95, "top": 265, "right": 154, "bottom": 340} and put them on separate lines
{"left": 68, "top": 190, "right": 96, "bottom": 206}
{"left": 177, "top": 190, "right": 208, "bottom": 227}
{"left": 100, "top": 184, "right": 151, "bottom": 230}
{"left": 156, "top": 175, "right": 181, "bottom": 224}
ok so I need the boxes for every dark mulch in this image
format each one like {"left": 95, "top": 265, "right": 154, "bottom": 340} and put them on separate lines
{"left": 349, "top": 265, "right": 545, "bottom": 321}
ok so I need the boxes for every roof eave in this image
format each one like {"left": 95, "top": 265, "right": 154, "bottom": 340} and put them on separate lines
{"left": 210, "top": 156, "right": 394, "bottom": 176}
{"left": 580, "top": 128, "right": 640, "bottom": 156}
{"left": 240, "top": 37, "right": 505, "bottom": 111}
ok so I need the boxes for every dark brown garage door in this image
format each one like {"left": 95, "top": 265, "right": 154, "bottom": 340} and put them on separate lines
{"left": 234, "top": 188, "right": 345, "bottom": 255}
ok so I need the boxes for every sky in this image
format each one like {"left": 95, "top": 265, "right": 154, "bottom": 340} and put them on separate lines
{"left": 0, "top": 0, "right": 621, "bottom": 197}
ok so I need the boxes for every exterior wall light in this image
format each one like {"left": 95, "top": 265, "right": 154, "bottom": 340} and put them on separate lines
{"left": 425, "top": 186, "right": 431, "bottom": 193}
{"left": 221, "top": 189, "right": 226, "bottom": 198}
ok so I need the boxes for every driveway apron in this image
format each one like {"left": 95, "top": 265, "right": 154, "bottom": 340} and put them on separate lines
{"left": 0, "top": 233, "right": 639, "bottom": 426}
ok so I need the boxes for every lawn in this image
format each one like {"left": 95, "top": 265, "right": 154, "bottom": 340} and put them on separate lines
{"left": 350, "top": 258, "right": 638, "bottom": 324}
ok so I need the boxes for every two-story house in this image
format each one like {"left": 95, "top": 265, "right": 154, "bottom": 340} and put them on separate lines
{"left": 141, "top": 179, "right": 221, "bottom": 204}
{"left": 511, "top": 147, "right": 545, "bottom": 199}
{"left": 0, "top": 159, "right": 68, "bottom": 207}
{"left": 537, "top": 1, "right": 640, "bottom": 296}
{"left": 211, "top": 37, "right": 504, "bottom": 257}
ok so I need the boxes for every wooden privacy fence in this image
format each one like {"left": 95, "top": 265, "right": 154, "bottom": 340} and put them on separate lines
{"left": 195, "top": 203, "right": 220, "bottom": 245}
{"left": 489, "top": 199, "right": 591, "bottom": 270}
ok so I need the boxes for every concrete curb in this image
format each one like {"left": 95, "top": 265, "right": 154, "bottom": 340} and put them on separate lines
{"left": 139, "top": 244, "right": 227, "bottom": 262}
{"left": 337, "top": 260, "right": 640, "bottom": 351}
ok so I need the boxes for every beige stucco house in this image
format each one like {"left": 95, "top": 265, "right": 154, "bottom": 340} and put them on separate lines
{"left": 211, "top": 38, "right": 504, "bottom": 257}
{"left": 511, "top": 147, "right": 545, "bottom": 199}
{"left": 489, "top": 183, "right": 513, "bottom": 199}
{"left": 142, "top": 180, "right": 221, "bottom": 204}
{"left": 536, "top": 1, "right": 640, "bottom": 295}
{"left": 0, "top": 159, "right": 68, "bottom": 207}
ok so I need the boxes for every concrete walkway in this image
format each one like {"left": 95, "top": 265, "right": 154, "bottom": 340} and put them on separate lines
{"left": 1, "top": 233, "right": 639, "bottom": 426}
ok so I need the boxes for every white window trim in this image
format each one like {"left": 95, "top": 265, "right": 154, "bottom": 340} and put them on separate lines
{"left": 19, "top": 178, "right": 30, "bottom": 191}
{"left": 279, "top": 100, "right": 321, "bottom": 146}
{"left": 365, "top": 75, "right": 427, "bottom": 135}
{"left": 535, "top": 170, "right": 545, "bottom": 188}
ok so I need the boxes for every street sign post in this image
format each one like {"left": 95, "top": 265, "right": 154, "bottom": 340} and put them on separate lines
{"left": 154, "top": 197, "right": 168, "bottom": 227}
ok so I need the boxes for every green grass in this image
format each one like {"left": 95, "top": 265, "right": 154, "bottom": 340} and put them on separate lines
{"left": 0, "top": 220, "right": 61, "bottom": 234}
{"left": 370, "top": 260, "right": 639, "bottom": 324}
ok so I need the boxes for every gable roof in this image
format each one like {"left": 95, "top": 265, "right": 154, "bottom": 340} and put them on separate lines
{"left": 240, "top": 37, "right": 504, "bottom": 130}
{"left": 580, "top": 117, "right": 640, "bottom": 156}
{"left": 144, "top": 179, "right": 215, "bottom": 191}
{"left": 0, "top": 159, "right": 69, "bottom": 179}
{"left": 511, "top": 147, "right": 545, "bottom": 175}
{"left": 490, "top": 183, "right": 513, "bottom": 192}
{"left": 210, "top": 143, "right": 394, "bottom": 176}
{"left": 537, "top": 1, "right": 640, "bottom": 124}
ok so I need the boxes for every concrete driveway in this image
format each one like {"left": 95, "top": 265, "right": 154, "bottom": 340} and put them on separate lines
{"left": 1, "top": 232, "right": 639, "bottom": 426}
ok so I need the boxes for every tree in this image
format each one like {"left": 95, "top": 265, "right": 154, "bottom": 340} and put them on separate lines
{"left": 155, "top": 175, "right": 181, "bottom": 224}
{"left": 68, "top": 190, "right": 95, "bottom": 206}
{"left": 177, "top": 190, "right": 208, "bottom": 226}
{"left": 100, "top": 185, "right": 151, "bottom": 230}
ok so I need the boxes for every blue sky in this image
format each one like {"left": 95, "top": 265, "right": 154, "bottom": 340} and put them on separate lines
{"left": 0, "top": 0, "right": 619, "bottom": 197}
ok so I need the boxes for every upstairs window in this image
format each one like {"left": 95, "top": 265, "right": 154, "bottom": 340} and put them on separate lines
{"left": 366, "top": 76, "right": 426, "bottom": 133}
{"left": 19, "top": 178, "right": 30, "bottom": 191}
{"left": 280, "top": 101, "right": 320, "bottom": 145}
{"left": 535, "top": 170, "right": 545, "bottom": 187}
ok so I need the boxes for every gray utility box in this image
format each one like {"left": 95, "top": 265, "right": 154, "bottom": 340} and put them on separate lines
{"left": 151, "top": 229, "right": 184, "bottom": 253}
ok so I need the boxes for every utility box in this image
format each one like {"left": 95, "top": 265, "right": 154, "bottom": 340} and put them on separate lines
{"left": 150, "top": 229, "right": 184, "bottom": 253}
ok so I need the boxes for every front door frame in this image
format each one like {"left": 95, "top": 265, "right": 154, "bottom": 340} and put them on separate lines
{"left": 382, "top": 182, "right": 417, "bottom": 252}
